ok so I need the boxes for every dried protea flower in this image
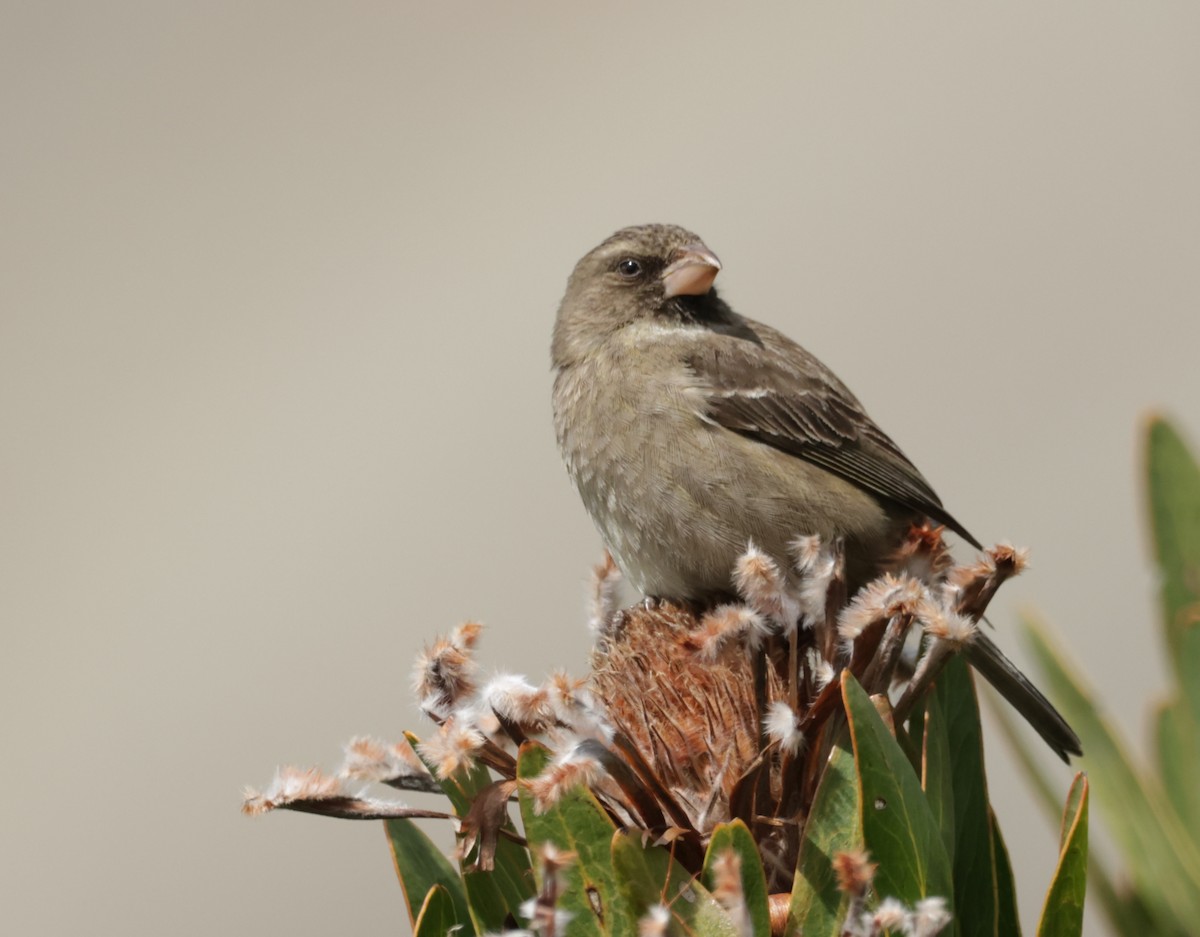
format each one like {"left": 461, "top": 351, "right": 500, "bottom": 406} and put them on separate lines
{"left": 482, "top": 673, "right": 556, "bottom": 731}
{"left": 832, "top": 847, "right": 877, "bottom": 900}
{"left": 869, "top": 896, "right": 910, "bottom": 934}
{"left": 910, "top": 896, "right": 953, "bottom": 937}
{"left": 417, "top": 716, "right": 486, "bottom": 778}
{"left": 520, "top": 843, "right": 577, "bottom": 937}
{"left": 524, "top": 746, "right": 605, "bottom": 814}
{"left": 242, "top": 765, "right": 454, "bottom": 822}
{"left": 242, "top": 766, "right": 345, "bottom": 816}
{"left": 246, "top": 523, "right": 1072, "bottom": 927}
{"left": 588, "top": 600, "right": 778, "bottom": 834}
{"left": 947, "top": 543, "right": 1030, "bottom": 622}
{"left": 412, "top": 621, "right": 483, "bottom": 720}
{"left": 588, "top": 551, "right": 624, "bottom": 636}
{"left": 833, "top": 847, "right": 878, "bottom": 937}
{"left": 338, "top": 735, "right": 430, "bottom": 788}
{"left": 791, "top": 534, "right": 838, "bottom": 624}
{"left": 735, "top": 543, "right": 799, "bottom": 630}
{"left": 710, "top": 848, "right": 752, "bottom": 937}
{"left": 763, "top": 701, "right": 804, "bottom": 756}
{"left": 579, "top": 531, "right": 1068, "bottom": 890}
{"left": 687, "top": 603, "right": 771, "bottom": 660}
{"left": 637, "top": 904, "right": 671, "bottom": 937}
{"left": 884, "top": 521, "right": 954, "bottom": 585}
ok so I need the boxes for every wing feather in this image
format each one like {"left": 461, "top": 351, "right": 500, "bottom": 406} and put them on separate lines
{"left": 686, "top": 320, "right": 981, "bottom": 548}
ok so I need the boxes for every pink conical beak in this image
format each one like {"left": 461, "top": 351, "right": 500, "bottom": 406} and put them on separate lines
{"left": 661, "top": 242, "right": 722, "bottom": 298}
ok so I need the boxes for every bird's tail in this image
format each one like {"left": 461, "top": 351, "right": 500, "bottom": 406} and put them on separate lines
{"left": 965, "top": 631, "right": 1082, "bottom": 762}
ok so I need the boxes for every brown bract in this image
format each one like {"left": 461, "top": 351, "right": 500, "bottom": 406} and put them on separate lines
{"left": 589, "top": 601, "right": 781, "bottom": 833}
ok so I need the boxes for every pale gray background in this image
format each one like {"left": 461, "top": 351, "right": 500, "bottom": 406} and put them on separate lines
{"left": 3, "top": 3, "right": 1197, "bottom": 935}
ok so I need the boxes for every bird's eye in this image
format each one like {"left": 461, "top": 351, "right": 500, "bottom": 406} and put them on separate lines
{"left": 616, "top": 258, "right": 642, "bottom": 278}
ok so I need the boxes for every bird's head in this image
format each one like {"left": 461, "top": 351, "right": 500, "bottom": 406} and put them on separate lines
{"left": 552, "top": 224, "right": 724, "bottom": 368}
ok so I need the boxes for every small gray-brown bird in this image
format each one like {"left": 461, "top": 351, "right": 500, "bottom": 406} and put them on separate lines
{"left": 552, "top": 223, "right": 1080, "bottom": 760}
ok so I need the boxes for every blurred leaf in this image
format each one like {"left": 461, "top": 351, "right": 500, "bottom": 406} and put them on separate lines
{"left": 843, "top": 675, "right": 953, "bottom": 908}
{"left": 406, "top": 732, "right": 534, "bottom": 933}
{"left": 992, "top": 702, "right": 1170, "bottom": 936}
{"left": 929, "top": 656, "right": 1003, "bottom": 937}
{"left": 516, "top": 742, "right": 628, "bottom": 937}
{"left": 704, "top": 820, "right": 770, "bottom": 937}
{"left": 1023, "top": 617, "right": 1200, "bottom": 930}
{"left": 990, "top": 811, "right": 1021, "bottom": 937}
{"left": 1155, "top": 699, "right": 1200, "bottom": 838}
{"left": 1036, "top": 774, "right": 1089, "bottom": 937}
{"left": 611, "top": 831, "right": 737, "bottom": 937}
{"left": 788, "top": 731, "right": 861, "bottom": 937}
{"left": 385, "top": 818, "right": 474, "bottom": 934}
{"left": 1145, "top": 417, "right": 1200, "bottom": 725}
{"left": 1083, "top": 855, "right": 1171, "bottom": 937}
{"left": 987, "top": 700, "right": 1063, "bottom": 823}
{"left": 414, "top": 884, "right": 462, "bottom": 937}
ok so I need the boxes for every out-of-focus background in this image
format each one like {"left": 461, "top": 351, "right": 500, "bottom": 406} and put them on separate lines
{"left": 3, "top": 3, "right": 1197, "bottom": 934}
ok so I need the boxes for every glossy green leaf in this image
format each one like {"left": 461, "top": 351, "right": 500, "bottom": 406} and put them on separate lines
{"left": 464, "top": 819, "right": 534, "bottom": 931}
{"left": 414, "top": 884, "right": 463, "bottom": 937}
{"left": 898, "top": 691, "right": 927, "bottom": 776}
{"left": 788, "top": 731, "right": 861, "bottom": 937}
{"left": 405, "top": 732, "right": 534, "bottom": 933}
{"left": 843, "top": 675, "right": 953, "bottom": 909}
{"left": 703, "top": 820, "right": 770, "bottom": 937}
{"left": 921, "top": 685, "right": 955, "bottom": 866}
{"left": 611, "top": 831, "right": 737, "bottom": 937}
{"left": 1145, "top": 417, "right": 1200, "bottom": 725}
{"left": 1157, "top": 697, "right": 1200, "bottom": 839}
{"left": 385, "top": 818, "right": 473, "bottom": 934}
{"left": 1036, "top": 774, "right": 1089, "bottom": 937}
{"left": 516, "top": 742, "right": 629, "bottom": 937}
{"left": 1023, "top": 617, "right": 1200, "bottom": 930}
{"left": 931, "top": 656, "right": 1002, "bottom": 937}
{"left": 990, "top": 810, "right": 1021, "bottom": 937}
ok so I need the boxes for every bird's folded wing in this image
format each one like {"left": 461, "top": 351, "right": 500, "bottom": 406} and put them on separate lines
{"left": 685, "top": 325, "right": 981, "bottom": 548}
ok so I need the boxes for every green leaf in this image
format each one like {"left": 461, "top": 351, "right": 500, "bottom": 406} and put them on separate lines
{"left": 405, "top": 732, "right": 535, "bottom": 933}
{"left": 611, "top": 831, "right": 738, "bottom": 937}
{"left": 414, "top": 884, "right": 463, "bottom": 937}
{"left": 703, "top": 821, "right": 770, "bottom": 937}
{"left": 921, "top": 685, "right": 955, "bottom": 867}
{"left": 990, "top": 811, "right": 1021, "bottom": 937}
{"left": 385, "top": 818, "right": 474, "bottom": 934}
{"left": 898, "top": 691, "right": 927, "bottom": 776}
{"left": 930, "top": 656, "right": 1004, "bottom": 937}
{"left": 1157, "top": 697, "right": 1200, "bottom": 838}
{"left": 991, "top": 695, "right": 1175, "bottom": 936}
{"left": 516, "top": 742, "right": 630, "bottom": 937}
{"left": 788, "top": 730, "right": 861, "bottom": 937}
{"left": 1084, "top": 855, "right": 1174, "bottom": 937}
{"left": 1036, "top": 774, "right": 1089, "bottom": 937}
{"left": 1145, "top": 417, "right": 1200, "bottom": 726}
{"left": 843, "top": 675, "right": 953, "bottom": 909}
{"left": 463, "top": 816, "right": 534, "bottom": 931}
{"left": 987, "top": 694, "right": 1155, "bottom": 926}
{"left": 1023, "top": 617, "right": 1200, "bottom": 931}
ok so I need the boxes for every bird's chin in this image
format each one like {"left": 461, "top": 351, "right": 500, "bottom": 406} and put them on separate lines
{"left": 666, "top": 291, "right": 722, "bottom": 323}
